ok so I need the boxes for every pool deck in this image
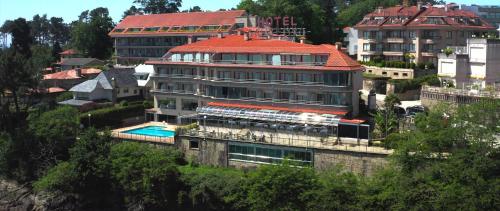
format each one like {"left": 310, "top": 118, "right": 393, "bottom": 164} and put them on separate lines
{"left": 111, "top": 122, "right": 177, "bottom": 144}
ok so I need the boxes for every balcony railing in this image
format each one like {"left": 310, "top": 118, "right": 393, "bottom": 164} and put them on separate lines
{"left": 154, "top": 89, "right": 195, "bottom": 95}
{"left": 447, "top": 46, "right": 468, "bottom": 54}
{"left": 149, "top": 58, "right": 327, "bottom": 67}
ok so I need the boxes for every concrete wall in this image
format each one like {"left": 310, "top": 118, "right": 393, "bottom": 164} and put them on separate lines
{"left": 364, "top": 66, "right": 414, "bottom": 79}
{"left": 176, "top": 136, "right": 389, "bottom": 176}
{"left": 314, "top": 149, "right": 388, "bottom": 176}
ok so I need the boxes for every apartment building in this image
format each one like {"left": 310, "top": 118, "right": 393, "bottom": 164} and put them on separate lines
{"left": 145, "top": 30, "right": 364, "bottom": 124}
{"left": 438, "top": 38, "right": 500, "bottom": 89}
{"left": 354, "top": 2, "right": 496, "bottom": 65}
{"left": 109, "top": 10, "right": 256, "bottom": 65}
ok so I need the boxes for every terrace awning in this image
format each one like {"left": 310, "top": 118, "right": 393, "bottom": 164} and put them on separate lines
{"left": 196, "top": 106, "right": 341, "bottom": 126}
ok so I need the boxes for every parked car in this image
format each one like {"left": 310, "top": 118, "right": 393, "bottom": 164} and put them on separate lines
{"left": 406, "top": 105, "right": 425, "bottom": 116}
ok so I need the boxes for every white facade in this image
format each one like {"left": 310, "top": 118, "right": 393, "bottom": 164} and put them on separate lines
{"left": 343, "top": 27, "right": 358, "bottom": 56}
{"left": 438, "top": 38, "right": 500, "bottom": 89}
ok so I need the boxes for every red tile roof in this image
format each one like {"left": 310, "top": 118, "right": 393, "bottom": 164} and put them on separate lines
{"left": 157, "top": 35, "right": 362, "bottom": 71}
{"left": 110, "top": 10, "right": 246, "bottom": 36}
{"left": 46, "top": 87, "right": 66, "bottom": 93}
{"left": 59, "top": 49, "right": 79, "bottom": 55}
{"left": 208, "top": 102, "right": 348, "bottom": 116}
{"left": 43, "top": 68, "right": 102, "bottom": 80}
{"left": 355, "top": 5, "right": 496, "bottom": 30}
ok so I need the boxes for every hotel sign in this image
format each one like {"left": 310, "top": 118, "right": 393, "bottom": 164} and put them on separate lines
{"left": 257, "top": 16, "right": 306, "bottom": 37}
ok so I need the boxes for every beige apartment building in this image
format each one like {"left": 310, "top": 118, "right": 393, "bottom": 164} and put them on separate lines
{"left": 354, "top": 2, "right": 496, "bottom": 65}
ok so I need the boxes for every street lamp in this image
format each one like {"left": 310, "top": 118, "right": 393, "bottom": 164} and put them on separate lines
{"left": 203, "top": 115, "right": 207, "bottom": 135}
{"left": 88, "top": 113, "right": 91, "bottom": 127}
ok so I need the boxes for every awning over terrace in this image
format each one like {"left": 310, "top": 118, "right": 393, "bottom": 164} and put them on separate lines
{"left": 196, "top": 106, "right": 342, "bottom": 126}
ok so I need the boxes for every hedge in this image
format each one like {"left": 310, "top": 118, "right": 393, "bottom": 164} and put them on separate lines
{"left": 388, "top": 74, "right": 440, "bottom": 93}
{"left": 80, "top": 102, "right": 151, "bottom": 128}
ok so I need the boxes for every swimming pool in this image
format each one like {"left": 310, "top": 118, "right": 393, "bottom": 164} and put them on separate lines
{"left": 122, "top": 126, "right": 175, "bottom": 138}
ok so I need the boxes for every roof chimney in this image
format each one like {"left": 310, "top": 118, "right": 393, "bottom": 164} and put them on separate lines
{"left": 377, "top": 6, "right": 383, "bottom": 13}
{"left": 417, "top": 1, "right": 423, "bottom": 10}
{"left": 217, "top": 32, "right": 224, "bottom": 38}
{"left": 76, "top": 68, "right": 81, "bottom": 77}
{"left": 335, "top": 42, "right": 342, "bottom": 50}
{"left": 244, "top": 32, "right": 249, "bottom": 41}
{"left": 299, "top": 37, "right": 305, "bottom": 44}
{"left": 402, "top": 0, "right": 409, "bottom": 7}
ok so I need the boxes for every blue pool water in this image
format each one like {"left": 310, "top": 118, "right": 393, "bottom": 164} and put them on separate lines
{"left": 123, "top": 126, "right": 175, "bottom": 137}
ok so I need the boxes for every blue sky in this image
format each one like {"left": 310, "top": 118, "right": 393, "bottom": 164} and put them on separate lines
{"left": 0, "top": 0, "right": 495, "bottom": 25}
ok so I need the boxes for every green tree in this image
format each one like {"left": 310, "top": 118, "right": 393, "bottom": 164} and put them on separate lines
{"left": 1, "top": 18, "right": 33, "bottom": 58}
{"left": 49, "top": 17, "right": 70, "bottom": 45}
{"left": 189, "top": 6, "right": 202, "bottom": 12}
{"left": 0, "top": 48, "right": 39, "bottom": 114}
{"left": 109, "top": 142, "right": 183, "bottom": 209}
{"left": 122, "top": 6, "right": 143, "bottom": 19}
{"left": 134, "top": 0, "right": 182, "bottom": 14}
{"left": 28, "top": 106, "right": 79, "bottom": 175}
{"left": 70, "top": 7, "right": 114, "bottom": 59}
{"left": 178, "top": 166, "right": 246, "bottom": 211}
{"left": 237, "top": 0, "right": 328, "bottom": 44}
{"left": 245, "top": 163, "right": 319, "bottom": 211}
{"left": 306, "top": 167, "right": 362, "bottom": 210}
{"left": 30, "top": 14, "right": 50, "bottom": 44}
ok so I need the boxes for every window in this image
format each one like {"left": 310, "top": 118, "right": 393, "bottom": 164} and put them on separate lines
{"left": 382, "top": 72, "right": 387, "bottom": 75}
{"left": 393, "top": 72, "right": 399, "bottom": 76}
{"left": 409, "top": 44, "right": 416, "bottom": 52}
{"left": 182, "top": 99, "right": 198, "bottom": 111}
{"left": 228, "top": 142, "right": 312, "bottom": 166}
{"left": 446, "top": 31, "right": 453, "bottom": 39}
{"left": 133, "top": 89, "right": 137, "bottom": 94}
{"left": 362, "top": 55, "right": 370, "bottom": 62}
{"left": 123, "top": 88, "right": 129, "bottom": 93}
{"left": 159, "top": 98, "right": 176, "bottom": 109}
{"left": 403, "top": 73, "right": 408, "bottom": 77}
{"left": 189, "top": 140, "right": 199, "bottom": 149}
{"left": 409, "top": 31, "right": 416, "bottom": 39}
{"left": 363, "top": 43, "right": 371, "bottom": 51}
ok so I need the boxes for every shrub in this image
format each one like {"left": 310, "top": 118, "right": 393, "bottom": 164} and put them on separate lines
{"left": 56, "top": 92, "right": 73, "bottom": 102}
{"left": 119, "top": 100, "right": 128, "bottom": 106}
{"left": 80, "top": 104, "right": 146, "bottom": 128}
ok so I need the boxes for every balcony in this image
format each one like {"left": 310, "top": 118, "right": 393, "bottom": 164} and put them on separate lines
{"left": 385, "top": 37, "right": 404, "bottom": 43}
{"left": 420, "top": 36, "right": 441, "bottom": 44}
{"left": 382, "top": 51, "right": 404, "bottom": 56}
{"left": 153, "top": 89, "right": 196, "bottom": 95}
{"left": 421, "top": 49, "right": 439, "bottom": 57}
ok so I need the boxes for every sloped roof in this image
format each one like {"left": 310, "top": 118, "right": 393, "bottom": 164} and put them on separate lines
{"left": 69, "top": 68, "right": 137, "bottom": 93}
{"left": 59, "top": 49, "right": 79, "bottom": 55}
{"left": 43, "top": 68, "right": 102, "bottom": 80}
{"left": 162, "top": 35, "right": 362, "bottom": 70}
{"left": 110, "top": 10, "right": 246, "bottom": 36}
{"left": 97, "top": 68, "right": 138, "bottom": 89}
{"left": 355, "top": 5, "right": 495, "bottom": 30}
{"left": 59, "top": 58, "right": 103, "bottom": 66}
{"left": 69, "top": 79, "right": 101, "bottom": 93}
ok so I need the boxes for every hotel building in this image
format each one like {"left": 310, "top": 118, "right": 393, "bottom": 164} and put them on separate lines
{"left": 145, "top": 30, "right": 364, "bottom": 124}
{"left": 109, "top": 10, "right": 256, "bottom": 65}
{"left": 139, "top": 31, "right": 393, "bottom": 173}
{"left": 354, "top": 2, "right": 496, "bottom": 65}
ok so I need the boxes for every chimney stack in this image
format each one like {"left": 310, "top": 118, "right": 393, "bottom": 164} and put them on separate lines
{"left": 402, "top": 0, "right": 409, "bottom": 7}
{"left": 377, "top": 6, "right": 383, "bottom": 13}
{"left": 299, "top": 37, "right": 305, "bottom": 44}
{"left": 244, "top": 32, "right": 249, "bottom": 41}
{"left": 217, "top": 33, "right": 223, "bottom": 38}
{"left": 417, "top": 1, "right": 423, "bottom": 10}
{"left": 335, "top": 42, "right": 342, "bottom": 50}
{"left": 76, "top": 68, "right": 81, "bottom": 77}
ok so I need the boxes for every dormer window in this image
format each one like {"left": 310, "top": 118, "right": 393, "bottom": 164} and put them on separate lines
{"left": 144, "top": 27, "right": 160, "bottom": 32}
{"left": 126, "top": 28, "right": 142, "bottom": 33}
{"left": 160, "top": 27, "right": 170, "bottom": 32}
{"left": 113, "top": 28, "right": 125, "bottom": 33}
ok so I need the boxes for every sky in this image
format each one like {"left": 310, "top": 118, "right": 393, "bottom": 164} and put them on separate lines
{"left": 0, "top": 0, "right": 496, "bottom": 25}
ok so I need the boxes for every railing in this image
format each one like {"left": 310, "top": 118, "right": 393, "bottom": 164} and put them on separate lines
{"left": 447, "top": 46, "right": 468, "bottom": 54}
{"left": 180, "top": 127, "right": 392, "bottom": 155}
{"left": 148, "top": 58, "right": 327, "bottom": 67}
{"left": 153, "top": 89, "right": 195, "bottom": 95}
{"left": 111, "top": 131, "right": 174, "bottom": 144}
{"left": 421, "top": 85, "right": 500, "bottom": 98}
{"left": 151, "top": 74, "right": 350, "bottom": 88}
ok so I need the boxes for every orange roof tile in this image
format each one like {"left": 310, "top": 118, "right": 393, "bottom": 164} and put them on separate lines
{"left": 59, "top": 49, "right": 79, "bottom": 55}
{"left": 46, "top": 87, "right": 66, "bottom": 93}
{"left": 356, "top": 5, "right": 495, "bottom": 30}
{"left": 163, "top": 35, "right": 362, "bottom": 70}
{"left": 207, "top": 102, "right": 348, "bottom": 116}
{"left": 111, "top": 10, "right": 246, "bottom": 35}
{"left": 43, "top": 68, "right": 102, "bottom": 80}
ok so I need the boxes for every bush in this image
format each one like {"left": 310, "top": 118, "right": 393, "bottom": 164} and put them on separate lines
{"left": 389, "top": 75, "right": 440, "bottom": 93}
{"left": 56, "top": 92, "right": 73, "bottom": 102}
{"left": 175, "top": 123, "right": 199, "bottom": 135}
{"left": 33, "top": 161, "right": 77, "bottom": 192}
{"left": 80, "top": 104, "right": 146, "bottom": 128}
{"left": 119, "top": 100, "right": 128, "bottom": 106}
